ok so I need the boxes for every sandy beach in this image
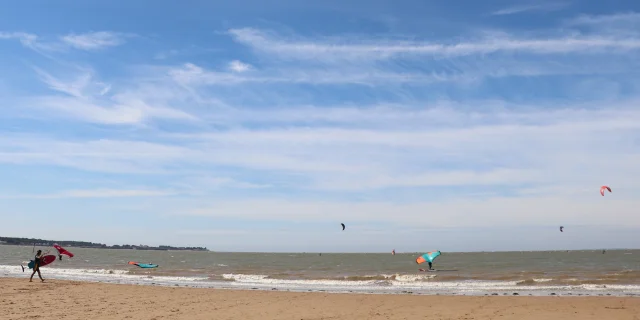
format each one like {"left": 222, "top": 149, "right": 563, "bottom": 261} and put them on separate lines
{"left": 2, "top": 278, "right": 639, "bottom": 320}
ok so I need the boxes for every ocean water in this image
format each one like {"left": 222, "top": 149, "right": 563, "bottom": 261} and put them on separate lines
{"left": 2, "top": 245, "right": 640, "bottom": 296}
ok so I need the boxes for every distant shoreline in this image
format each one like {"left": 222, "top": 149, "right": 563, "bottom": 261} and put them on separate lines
{"left": 0, "top": 237, "right": 208, "bottom": 252}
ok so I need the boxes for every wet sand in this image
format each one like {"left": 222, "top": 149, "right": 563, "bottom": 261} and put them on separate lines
{"left": 2, "top": 277, "right": 639, "bottom": 320}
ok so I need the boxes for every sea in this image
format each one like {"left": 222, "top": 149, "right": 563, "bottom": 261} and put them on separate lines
{"left": 2, "top": 245, "right": 640, "bottom": 297}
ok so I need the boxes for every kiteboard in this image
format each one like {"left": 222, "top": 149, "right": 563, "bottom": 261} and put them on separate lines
{"left": 427, "top": 269, "right": 458, "bottom": 272}
{"left": 420, "top": 268, "right": 458, "bottom": 272}
{"left": 27, "top": 255, "right": 57, "bottom": 269}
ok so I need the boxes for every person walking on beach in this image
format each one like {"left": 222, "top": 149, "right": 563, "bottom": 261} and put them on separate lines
{"left": 30, "top": 250, "right": 45, "bottom": 282}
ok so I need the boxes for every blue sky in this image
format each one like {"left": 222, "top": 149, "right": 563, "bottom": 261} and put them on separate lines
{"left": 1, "top": 1, "right": 640, "bottom": 252}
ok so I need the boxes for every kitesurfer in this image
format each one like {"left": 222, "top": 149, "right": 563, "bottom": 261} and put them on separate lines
{"left": 30, "top": 250, "right": 45, "bottom": 282}
{"left": 416, "top": 251, "right": 441, "bottom": 271}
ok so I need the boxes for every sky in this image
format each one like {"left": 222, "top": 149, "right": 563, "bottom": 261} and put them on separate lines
{"left": 1, "top": 0, "right": 640, "bottom": 252}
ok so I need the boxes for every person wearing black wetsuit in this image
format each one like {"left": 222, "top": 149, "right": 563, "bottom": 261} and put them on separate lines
{"left": 30, "top": 250, "right": 44, "bottom": 282}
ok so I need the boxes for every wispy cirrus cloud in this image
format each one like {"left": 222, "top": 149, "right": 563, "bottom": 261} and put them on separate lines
{"left": 218, "top": 24, "right": 640, "bottom": 86}
{"left": 492, "top": 3, "right": 569, "bottom": 16}
{"left": 227, "top": 27, "right": 640, "bottom": 62}
{"left": 0, "top": 31, "right": 38, "bottom": 47}
{"left": 0, "top": 31, "right": 63, "bottom": 53}
{"left": 165, "top": 57, "right": 640, "bottom": 89}
{"left": 61, "top": 31, "right": 130, "bottom": 50}
{"left": 566, "top": 12, "right": 640, "bottom": 26}
{"left": 0, "top": 30, "right": 130, "bottom": 53}
{"left": 564, "top": 12, "right": 640, "bottom": 37}
{"left": 34, "top": 67, "right": 96, "bottom": 98}
{"left": 168, "top": 62, "right": 478, "bottom": 86}
{"left": 24, "top": 68, "right": 198, "bottom": 125}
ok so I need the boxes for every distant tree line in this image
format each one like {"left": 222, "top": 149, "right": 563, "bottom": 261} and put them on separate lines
{"left": 0, "top": 237, "right": 208, "bottom": 251}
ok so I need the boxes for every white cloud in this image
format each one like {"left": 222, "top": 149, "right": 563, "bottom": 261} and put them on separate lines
{"left": 34, "top": 67, "right": 94, "bottom": 98}
{"left": 100, "top": 84, "right": 112, "bottom": 96}
{"left": 61, "top": 31, "right": 128, "bottom": 50}
{"left": 167, "top": 59, "right": 640, "bottom": 88}
{"left": 492, "top": 3, "right": 569, "bottom": 16}
{"left": 566, "top": 12, "right": 640, "bottom": 26}
{"left": 564, "top": 12, "right": 640, "bottom": 37}
{"left": 0, "top": 31, "right": 65, "bottom": 54}
{"left": 2, "top": 30, "right": 130, "bottom": 53}
{"left": 168, "top": 62, "right": 477, "bottom": 86}
{"left": 228, "top": 27, "right": 640, "bottom": 62}
{"left": 201, "top": 25, "right": 640, "bottom": 86}
{"left": 25, "top": 68, "right": 198, "bottom": 125}
{"left": 183, "top": 100, "right": 640, "bottom": 127}
{"left": 0, "top": 31, "right": 39, "bottom": 47}
{"left": 30, "top": 95, "right": 198, "bottom": 125}
{"left": 162, "top": 21, "right": 640, "bottom": 88}
{"left": 2, "top": 99, "right": 639, "bottom": 193}
{"left": 228, "top": 60, "right": 252, "bottom": 72}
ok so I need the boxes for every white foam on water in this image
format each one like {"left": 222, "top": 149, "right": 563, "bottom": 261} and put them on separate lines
{"left": 394, "top": 274, "right": 437, "bottom": 282}
{"left": 217, "top": 272, "right": 640, "bottom": 296}
{"left": 223, "top": 273, "right": 268, "bottom": 281}
{"left": 0, "top": 265, "right": 208, "bottom": 284}
{"left": 2, "top": 265, "right": 640, "bottom": 296}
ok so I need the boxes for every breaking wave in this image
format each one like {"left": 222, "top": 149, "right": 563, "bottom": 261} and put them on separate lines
{"left": 2, "top": 265, "right": 640, "bottom": 296}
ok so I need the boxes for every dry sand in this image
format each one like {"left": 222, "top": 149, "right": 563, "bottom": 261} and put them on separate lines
{"left": 2, "top": 278, "right": 639, "bottom": 320}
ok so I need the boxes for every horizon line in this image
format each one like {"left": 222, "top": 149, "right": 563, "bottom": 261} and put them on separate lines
{"left": 2, "top": 244, "right": 634, "bottom": 254}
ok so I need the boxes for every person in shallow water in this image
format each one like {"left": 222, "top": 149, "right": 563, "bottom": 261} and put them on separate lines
{"left": 417, "top": 251, "right": 441, "bottom": 271}
{"left": 30, "top": 250, "right": 45, "bottom": 282}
